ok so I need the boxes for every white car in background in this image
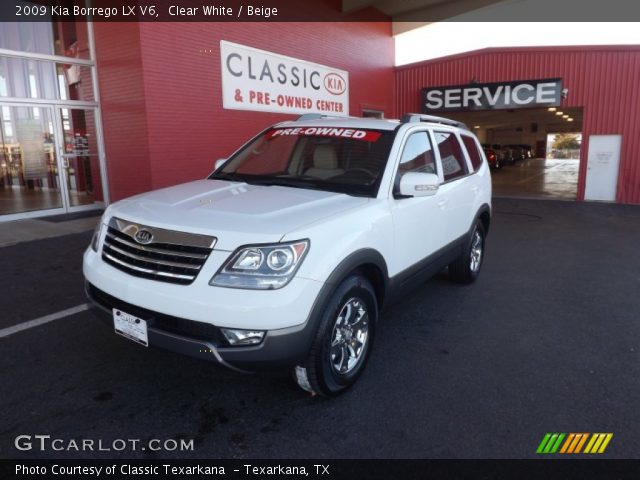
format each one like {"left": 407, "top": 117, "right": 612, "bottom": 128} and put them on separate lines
{"left": 83, "top": 113, "right": 492, "bottom": 396}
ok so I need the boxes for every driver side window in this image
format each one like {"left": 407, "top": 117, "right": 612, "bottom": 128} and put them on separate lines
{"left": 398, "top": 132, "right": 437, "bottom": 178}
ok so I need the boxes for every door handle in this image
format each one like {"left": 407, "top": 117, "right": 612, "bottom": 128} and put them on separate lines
{"left": 471, "top": 186, "right": 480, "bottom": 193}
{"left": 437, "top": 198, "right": 448, "bottom": 207}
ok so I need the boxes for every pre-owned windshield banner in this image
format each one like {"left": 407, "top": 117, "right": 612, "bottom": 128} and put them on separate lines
{"left": 266, "top": 127, "right": 381, "bottom": 142}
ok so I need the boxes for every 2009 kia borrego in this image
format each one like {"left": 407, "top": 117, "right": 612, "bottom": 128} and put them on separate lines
{"left": 83, "top": 113, "right": 492, "bottom": 396}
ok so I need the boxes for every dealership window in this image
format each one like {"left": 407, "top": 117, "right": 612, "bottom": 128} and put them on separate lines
{"left": 362, "top": 109, "right": 384, "bottom": 119}
{"left": 460, "top": 134, "right": 483, "bottom": 171}
{"left": 398, "top": 132, "right": 437, "bottom": 177}
{"left": 0, "top": 14, "right": 105, "bottom": 220}
{"left": 0, "top": 57, "right": 94, "bottom": 102}
{"left": 434, "top": 132, "right": 468, "bottom": 182}
{"left": 0, "top": 14, "right": 90, "bottom": 60}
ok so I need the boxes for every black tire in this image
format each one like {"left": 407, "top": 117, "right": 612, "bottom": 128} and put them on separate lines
{"left": 448, "top": 221, "right": 486, "bottom": 284}
{"left": 293, "top": 274, "right": 377, "bottom": 396}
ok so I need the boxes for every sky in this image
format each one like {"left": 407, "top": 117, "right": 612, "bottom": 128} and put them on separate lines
{"left": 395, "top": 22, "right": 640, "bottom": 66}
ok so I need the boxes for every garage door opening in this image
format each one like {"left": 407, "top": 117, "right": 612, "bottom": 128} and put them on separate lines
{"left": 445, "top": 107, "right": 583, "bottom": 200}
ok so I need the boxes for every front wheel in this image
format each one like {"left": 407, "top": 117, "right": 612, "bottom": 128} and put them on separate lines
{"left": 448, "top": 222, "right": 486, "bottom": 284}
{"left": 294, "top": 275, "right": 377, "bottom": 396}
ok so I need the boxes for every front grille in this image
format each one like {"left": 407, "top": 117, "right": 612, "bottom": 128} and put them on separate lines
{"left": 101, "top": 217, "right": 216, "bottom": 285}
{"left": 87, "top": 283, "right": 225, "bottom": 344}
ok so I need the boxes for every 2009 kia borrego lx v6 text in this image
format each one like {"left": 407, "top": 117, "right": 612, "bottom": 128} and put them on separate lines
{"left": 83, "top": 114, "right": 492, "bottom": 396}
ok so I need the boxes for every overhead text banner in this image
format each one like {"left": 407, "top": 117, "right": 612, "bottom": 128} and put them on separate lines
{"left": 422, "top": 78, "right": 563, "bottom": 113}
{"left": 220, "top": 41, "right": 349, "bottom": 117}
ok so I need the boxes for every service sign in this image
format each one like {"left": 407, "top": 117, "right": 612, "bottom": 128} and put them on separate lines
{"left": 422, "top": 78, "right": 563, "bottom": 113}
{"left": 221, "top": 41, "right": 349, "bottom": 117}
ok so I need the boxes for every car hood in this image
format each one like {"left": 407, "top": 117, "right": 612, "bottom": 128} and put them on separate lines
{"left": 107, "top": 180, "right": 369, "bottom": 250}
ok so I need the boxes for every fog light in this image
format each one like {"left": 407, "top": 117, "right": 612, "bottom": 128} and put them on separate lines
{"left": 221, "top": 328, "right": 266, "bottom": 346}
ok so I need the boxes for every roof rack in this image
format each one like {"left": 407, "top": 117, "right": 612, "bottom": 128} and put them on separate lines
{"left": 401, "top": 113, "right": 468, "bottom": 130}
{"left": 295, "top": 114, "right": 326, "bottom": 121}
{"left": 294, "top": 114, "right": 363, "bottom": 122}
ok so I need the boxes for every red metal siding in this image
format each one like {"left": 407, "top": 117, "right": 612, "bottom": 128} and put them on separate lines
{"left": 94, "top": 17, "right": 394, "bottom": 201}
{"left": 395, "top": 46, "right": 640, "bottom": 204}
{"left": 93, "top": 22, "right": 153, "bottom": 202}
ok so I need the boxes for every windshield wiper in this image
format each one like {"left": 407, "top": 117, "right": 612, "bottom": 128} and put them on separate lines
{"left": 244, "top": 177, "right": 324, "bottom": 190}
{"left": 213, "top": 173, "right": 371, "bottom": 197}
{"left": 211, "top": 171, "right": 239, "bottom": 182}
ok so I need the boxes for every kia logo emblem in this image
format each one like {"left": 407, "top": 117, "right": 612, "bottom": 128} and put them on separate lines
{"left": 324, "top": 73, "right": 346, "bottom": 96}
{"left": 134, "top": 229, "right": 154, "bottom": 245}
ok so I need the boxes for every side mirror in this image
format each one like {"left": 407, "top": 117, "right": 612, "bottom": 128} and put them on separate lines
{"left": 399, "top": 172, "right": 439, "bottom": 198}
{"left": 214, "top": 158, "right": 227, "bottom": 170}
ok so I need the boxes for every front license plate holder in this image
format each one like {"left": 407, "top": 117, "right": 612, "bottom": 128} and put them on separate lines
{"left": 113, "top": 308, "right": 149, "bottom": 347}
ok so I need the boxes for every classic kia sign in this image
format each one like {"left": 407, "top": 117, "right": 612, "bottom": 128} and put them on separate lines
{"left": 422, "top": 78, "right": 563, "bottom": 112}
{"left": 221, "top": 41, "right": 349, "bottom": 116}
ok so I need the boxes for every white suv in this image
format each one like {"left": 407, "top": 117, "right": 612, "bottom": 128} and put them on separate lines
{"left": 83, "top": 114, "right": 491, "bottom": 396}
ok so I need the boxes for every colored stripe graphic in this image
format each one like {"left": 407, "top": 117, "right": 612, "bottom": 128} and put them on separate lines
{"left": 537, "top": 433, "right": 565, "bottom": 454}
{"left": 574, "top": 433, "right": 589, "bottom": 453}
{"left": 538, "top": 433, "right": 613, "bottom": 454}
{"left": 584, "top": 433, "right": 613, "bottom": 454}
{"left": 559, "top": 433, "right": 575, "bottom": 453}
{"left": 567, "top": 433, "right": 581, "bottom": 453}
{"left": 598, "top": 433, "right": 613, "bottom": 453}
{"left": 550, "top": 433, "right": 565, "bottom": 453}
{"left": 584, "top": 434, "right": 599, "bottom": 453}
{"left": 536, "top": 433, "right": 552, "bottom": 454}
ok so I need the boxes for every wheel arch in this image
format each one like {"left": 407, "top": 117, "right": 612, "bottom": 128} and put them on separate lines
{"left": 324, "top": 248, "right": 389, "bottom": 310}
{"left": 474, "top": 203, "right": 491, "bottom": 236}
{"left": 297, "top": 249, "right": 386, "bottom": 396}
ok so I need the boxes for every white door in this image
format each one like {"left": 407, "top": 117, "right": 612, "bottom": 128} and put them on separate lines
{"left": 0, "top": 104, "right": 66, "bottom": 216}
{"left": 584, "top": 135, "right": 622, "bottom": 201}
{"left": 54, "top": 107, "right": 104, "bottom": 210}
{"left": 390, "top": 131, "right": 447, "bottom": 274}
{"left": 432, "top": 130, "right": 476, "bottom": 242}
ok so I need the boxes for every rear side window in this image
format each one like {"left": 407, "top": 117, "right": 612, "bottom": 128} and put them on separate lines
{"left": 434, "top": 131, "right": 469, "bottom": 182}
{"left": 461, "top": 135, "right": 483, "bottom": 171}
{"left": 398, "top": 131, "right": 437, "bottom": 177}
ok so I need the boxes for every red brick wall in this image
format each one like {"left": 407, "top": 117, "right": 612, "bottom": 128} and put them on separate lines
{"left": 95, "top": 19, "right": 394, "bottom": 200}
{"left": 93, "top": 22, "right": 153, "bottom": 202}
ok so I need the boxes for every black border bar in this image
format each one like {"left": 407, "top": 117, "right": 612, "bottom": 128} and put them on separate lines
{"left": 3, "top": 459, "right": 640, "bottom": 480}
{"left": 2, "top": 0, "right": 640, "bottom": 22}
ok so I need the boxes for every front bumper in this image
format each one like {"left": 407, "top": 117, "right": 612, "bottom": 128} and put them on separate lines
{"left": 83, "top": 246, "right": 323, "bottom": 331}
{"left": 86, "top": 282, "right": 324, "bottom": 372}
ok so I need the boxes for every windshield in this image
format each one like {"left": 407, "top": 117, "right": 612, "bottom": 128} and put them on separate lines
{"left": 209, "top": 126, "right": 396, "bottom": 197}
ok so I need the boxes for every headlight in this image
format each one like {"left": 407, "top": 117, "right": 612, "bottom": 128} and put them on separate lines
{"left": 90, "top": 220, "right": 104, "bottom": 252}
{"left": 210, "top": 240, "right": 309, "bottom": 290}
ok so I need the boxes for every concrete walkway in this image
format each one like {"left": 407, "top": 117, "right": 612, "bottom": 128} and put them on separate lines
{"left": 0, "top": 213, "right": 101, "bottom": 248}
{"left": 492, "top": 158, "right": 579, "bottom": 200}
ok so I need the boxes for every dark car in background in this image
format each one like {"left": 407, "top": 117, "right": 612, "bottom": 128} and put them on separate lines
{"left": 518, "top": 144, "right": 533, "bottom": 159}
{"left": 482, "top": 147, "right": 501, "bottom": 169}
{"left": 482, "top": 143, "right": 509, "bottom": 167}
{"left": 506, "top": 144, "right": 526, "bottom": 162}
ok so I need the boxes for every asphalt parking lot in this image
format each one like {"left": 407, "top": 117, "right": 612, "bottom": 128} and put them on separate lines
{"left": 1, "top": 198, "right": 639, "bottom": 460}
